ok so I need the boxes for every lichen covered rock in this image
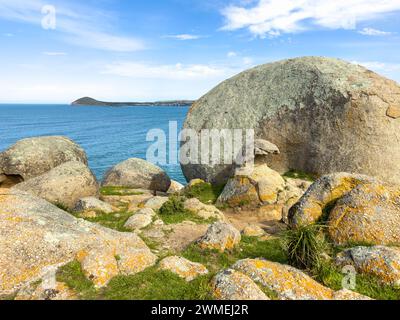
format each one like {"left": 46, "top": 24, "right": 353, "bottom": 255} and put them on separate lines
{"left": 0, "top": 136, "right": 88, "bottom": 187}
{"left": 159, "top": 256, "right": 208, "bottom": 281}
{"left": 242, "top": 224, "right": 265, "bottom": 237}
{"left": 74, "top": 197, "right": 114, "bottom": 214}
{"left": 211, "top": 269, "right": 269, "bottom": 300}
{"left": 124, "top": 213, "right": 153, "bottom": 231}
{"left": 336, "top": 246, "right": 400, "bottom": 286}
{"left": 184, "top": 198, "right": 226, "bottom": 221}
{"left": 12, "top": 161, "right": 99, "bottom": 209}
{"left": 102, "top": 158, "right": 171, "bottom": 192}
{"left": 0, "top": 188, "right": 156, "bottom": 295}
{"left": 197, "top": 222, "right": 241, "bottom": 252}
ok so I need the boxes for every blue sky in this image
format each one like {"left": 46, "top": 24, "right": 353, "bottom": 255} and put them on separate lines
{"left": 0, "top": 0, "right": 400, "bottom": 103}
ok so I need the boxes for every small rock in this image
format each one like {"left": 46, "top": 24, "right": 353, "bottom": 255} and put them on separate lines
{"left": 184, "top": 198, "right": 226, "bottom": 221}
{"left": 387, "top": 105, "right": 400, "bottom": 119}
{"left": 198, "top": 222, "right": 241, "bottom": 252}
{"left": 142, "top": 196, "right": 169, "bottom": 210}
{"left": 336, "top": 246, "right": 400, "bottom": 286}
{"left": 254, "top": 139, "right": 280, "bottom": 156}
{"left": 242, "top": 224, "right": 265, "bottom": 237}
{"left": 159, "top": 256, "right": 208, "bottom": 281}
{"left": 211, "top": 269, "right": 269, "bottom": 300}
{"left": 74, "top": 197, "right": 114, "bottom": 214}
{"left": 15, "top": 282, "right": 77, "bottom": 301}
{"left": 124, "top": 214, "right": 153, "bottom": 231}
{"left": 168, "top": 180, "right": 185, "bottom": 194}
{"left": 80, "top": 211, "right": 98, "bottom": 218}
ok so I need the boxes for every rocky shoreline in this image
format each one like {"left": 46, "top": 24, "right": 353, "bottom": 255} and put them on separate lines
{"left": 1, "top": 57, "right": 400, "bottom": 300}
{"left": 71, "top": 97, "right": 194, "bottom": 107}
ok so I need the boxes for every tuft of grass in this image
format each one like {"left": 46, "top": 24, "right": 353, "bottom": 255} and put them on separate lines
{"left": 73, "top": 209, "right": 133, "bottom": 232}
{"left": 158, "top": 196, "right": 216, "bottom": 225}
{"left": 282, "top": 224, "right": 328, "bottom": 271}
{"left": 184, "top": 182, "right": 225, "bottom": 204}
{"left": 56, "top": 261, "right": 98, "bottom": 300}
{"left": 102, "top": 266, "right": 213, "bottom": 300}
{"left": 283, "top": 170, "right": 316, "bottom": 182}
{"left": 53, "top": 202, "right": 73, "bottom": 213}
{"left": 100, "top": 186, "right": 144, "bottom": 196}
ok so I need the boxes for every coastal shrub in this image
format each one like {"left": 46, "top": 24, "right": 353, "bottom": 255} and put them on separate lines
{"left": 184, "top": 182, "right": 225, "bottom": 204}
{"left": 282, "top": 224, "right": 328, "bottom": 271}
{"left": 159, "top": 196, "right": 186, "bottom": 216}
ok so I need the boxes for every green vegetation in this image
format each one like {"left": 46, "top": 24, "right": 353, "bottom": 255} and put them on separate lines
{"left": 283, "top": 170, "right": 316, "bottom": 182}
{"left": 282, "top": 224, "right": 328, "bottom": 270}
{"left": 184, "top": 182, "right": 225, "bottom": 204}
{"left": 100, "top": 186, "right": 144, "bottom": 196}
{"left": 72, "top": 209, "right": 133, "bottom": 232}
{"left": 53, "top": 202, "right": 73, "bottom": 213}
{"left": 158, "top": 196, "right": 217, "bottom": 225}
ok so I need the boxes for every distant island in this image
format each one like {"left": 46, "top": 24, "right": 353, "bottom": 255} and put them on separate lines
{"left": 71, "top": 97, "right": 194, "bottom": 107}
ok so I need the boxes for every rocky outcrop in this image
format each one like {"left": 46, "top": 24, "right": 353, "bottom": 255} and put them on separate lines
{"left": 159, "top": 256, "right": 208, "bottom": 281}
{"left": 242, "top": 224, "right": 265, "bottom": 237}
{"left": 197, "top": 222, "right": 241, "bottom": 252}
{"left": 289, "top": 173, "right": 400, "bottom": 245}
{"left": 124, "top": 213, "right": 153, "bottom": 231}
{"left": 74, "top": 197, "right": 114, "bottom": 214}
{"left": 141, "top": 196, "right": 169, "bottom": 210}
{"left": 211, "top": 269, "right": 269, "bottom": 300}
{"left": 167, "top": 180, "right": 185, "bottom": 194}
{"left": 102, "top": 158, "right": 171, "bottom": 192}
{"left": 0, "top": 189, "right": 157, "bottom": 295}
{"left": 181, "top": 57, "right": 400, "bottom": 185}
{"left": 0, "top": 136, "right": 87, "bottom": 187}
{"left": 12, "top": 161, "right": 99, "bottom": 210}
{"left": 336, "top": 246, "right": 400, "bottom": 286}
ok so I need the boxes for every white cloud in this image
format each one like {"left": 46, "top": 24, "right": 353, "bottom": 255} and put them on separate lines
{"left": 221, "top": 0, "right": 400, "bottom": 38}
{"left": 43, "top": 51, "right": 67, "bottom": 56}
{"left": 165, "top": 34, "right": 204, "bottom": 40}
{"left": 352, "top": 60, "right": 400, "bottom": 72}
{"left": 358, "top": 27, "right": 392, "bottom": 36}
{"left": 102, "top": 62, "right": 231, "bottom": 80}
{"left": 0, "top": 0, "right": 145, "bottom": 52}
{"left": 227, "top": 51, "right": 237, "bottom": 57}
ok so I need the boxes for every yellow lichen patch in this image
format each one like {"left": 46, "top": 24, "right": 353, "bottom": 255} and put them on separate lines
{"left": 159, "top": 256, "right": 208, "bottom": 282}
{"left": 117, "top": 249, "right": 157, "bottom": 275}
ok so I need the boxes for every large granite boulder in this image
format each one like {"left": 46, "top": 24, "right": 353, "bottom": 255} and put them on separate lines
{"left": 0, "top": 136, "right": 87, "bottom": 187}
{"left": 12, "top": 161, "right": 99, "bottom": 209}
{"left": 289, "top": 173, "right": 400, "bottom": 245}
{"left": 102, "top": 158, "right": 171, "bottom": 192}
{"left": 181, "top": 57, "right": 400, "bottom": 185}
{"left": 0, "top": 189, "right": 157, "bottom": 296}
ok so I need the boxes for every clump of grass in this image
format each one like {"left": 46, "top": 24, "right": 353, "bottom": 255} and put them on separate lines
{"left": 283, "top": 170, "right": 316, "bottom": 182}
{"left": 102, "top": 267, "right": 213, "bottom": 300}
{"left": 74, "top": 210, "right": 133, "bottom": 232}
{"left": 56, "top": 261, "right": 98, "bottom": 300}
{"left": 282, "top": 224, "right": 329, "bottom": 271}
{"left": 53, "top": 202, "right": 73, "bottom": 213}
{"left": 184, "top": 182, "right": 225, "bottom": 204}
{"left": 100, "top": 186, "right": 144, "bottom": 196}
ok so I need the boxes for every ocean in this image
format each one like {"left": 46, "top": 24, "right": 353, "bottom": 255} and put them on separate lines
{"left": 0, "top": 104, "right": 189, "bottom": 184}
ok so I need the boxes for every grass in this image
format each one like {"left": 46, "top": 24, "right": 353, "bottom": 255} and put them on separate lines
{"left": 100, "top": 186, "right": 144, "bottom": 196}
{"left": 184, "top": 182, "right": 225, "bottom": 204}
{"left": 282, "top": 224, "right": 328, "bottom": 271}
{"left": 72, "top": 209, "right": 134, "bottom": 232}
{"left": 283, "top": 170, "right": 316, "bottom": 182}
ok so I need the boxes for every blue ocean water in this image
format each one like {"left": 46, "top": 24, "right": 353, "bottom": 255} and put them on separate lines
{"left": 0, "top": 104, "right": 189, "bottom": 184}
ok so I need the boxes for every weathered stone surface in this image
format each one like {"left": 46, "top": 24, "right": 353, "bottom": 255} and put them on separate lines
{"left": 74, "top": 197, "right": 114, "bottom": 214}
{"left": 387, "top": 105, "right": 400, "bottom": 119}
{"left": 211, "top": 269, "right": 269, "bottom": 300}
{"left": 142, "top": 196, "right": 169, "bottom": 210}
{"left": 280, "top": 178, "right": 312, "bottom": 223}
{"left": 181, "top": 57, "right": 400, "bottom": 185}
{"left": 0, "top": 188, "right": 156, "bottom": 295}
{"left": 336, "top": 246, "right": 400, "bottom": 286}
{"left": 15, "top": 282, "right": 77, "bottom": 301}
{"left": 232, "top": 259, "right": 333, "bottom": 300}
{"left": 184, "top": 198, "right": 226, "bottom": 221}
{"left": 12, "top": 161, "right": 99, "bottom": 209}
{"left": 197, "top": 222, "right": 241, "bottom": 252}
{"left": 254, "top": 139, "right": 280, "bottom": 156}
{"left": 168, "top": 180, "right": 185, "bottom": 194}
{"left": 242, "top": 224, "right": 265, "bottom": 237}
{"left": 332, "top": 289, "right": 372, "bottom": 300}
{"left": 0, "top": 136, "right": 88, "bottom": 187}
{"left": 289, "top": 173, "right": 400, "bottom": 245}
{"left": 217, "top": 164, "right": 285, "bottom": 207}
{"left": 102, "top": 158, "right": 171, "bottom": 192}
{"left": 124, "top": 213, "right": 153, "bottom": 231}
{"left": 159, "top": 256, "right": 208, "bottom": 281}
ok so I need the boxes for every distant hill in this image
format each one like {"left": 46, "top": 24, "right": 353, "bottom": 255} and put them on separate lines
{"left": 71, "top": 97, "right": 194, "bottom": 107}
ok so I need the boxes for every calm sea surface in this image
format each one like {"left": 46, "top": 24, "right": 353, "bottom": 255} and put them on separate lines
{"left": 0, "top": 104, "right": 189, "bottom": 184}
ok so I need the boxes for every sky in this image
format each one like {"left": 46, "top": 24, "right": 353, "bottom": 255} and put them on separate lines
{"left": 0, "top": 0, "right": 399, "bottom": 103}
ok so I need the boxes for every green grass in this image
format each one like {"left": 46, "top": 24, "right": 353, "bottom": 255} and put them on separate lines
{"left": 100, "top": 186, "right": 144, "bottom": 196}
{"left": 73, "top": 210, "right": 134, "bottom": 232}
{"left": 184, "top": 182, "right": 225, "bottom": 204}
{"left": 283, "top": 170, "right": 316, "bottom": 182}
{"left": 56, "top": 261, "right": 98, "bottom": 300}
